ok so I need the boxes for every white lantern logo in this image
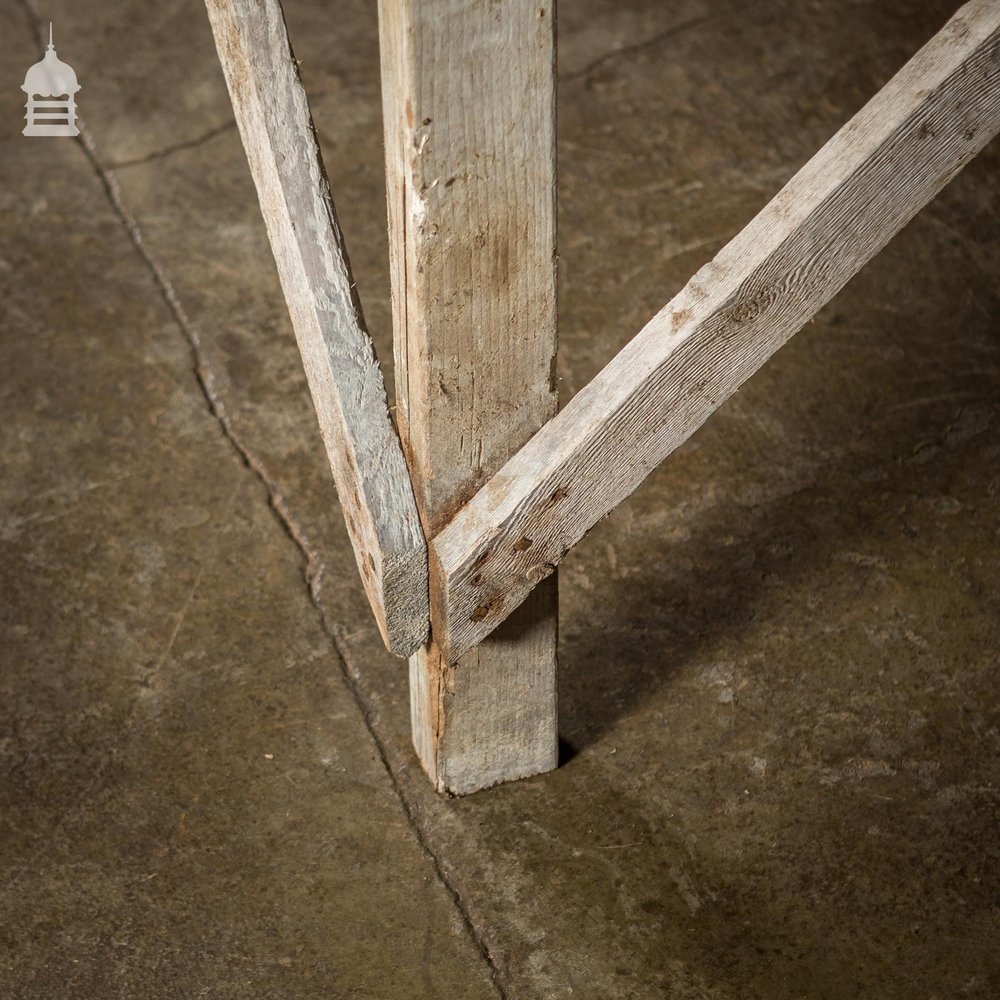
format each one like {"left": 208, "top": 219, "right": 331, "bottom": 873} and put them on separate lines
{"left": 22, "top": 24, "right": 80, "bottom": 137}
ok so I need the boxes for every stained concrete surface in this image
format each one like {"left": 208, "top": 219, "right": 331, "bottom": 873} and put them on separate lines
{"left": 2, "top": 0, "right": 998, "bottom": 997}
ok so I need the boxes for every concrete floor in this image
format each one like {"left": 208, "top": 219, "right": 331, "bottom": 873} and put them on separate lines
{"left": 2, "top": 0, "right": 998, "bottom": 996}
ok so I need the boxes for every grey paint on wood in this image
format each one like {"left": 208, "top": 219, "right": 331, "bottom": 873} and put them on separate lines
{"left": 378, "top": 0, "right": 559, "bottom": 793}
{"left": 205, "top": 0, "right": 428, "bottom": 657}
{"left": 433, "top": 0, "right": 1000, "bottom": 662}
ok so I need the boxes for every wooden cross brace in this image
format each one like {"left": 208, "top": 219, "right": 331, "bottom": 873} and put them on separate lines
{"left": 207, "top": 0, "right": 1000, "bottom": 791}
{"left": 205, "top": 0, "right": 428, "bottom": 657}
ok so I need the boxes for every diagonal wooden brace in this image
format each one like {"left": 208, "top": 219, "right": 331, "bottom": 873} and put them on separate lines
{"left": 205, "top": 0, "right": 428, "bottom": 657}
{"left": 431, "top": 0, "right": 1000, "bottom": 663}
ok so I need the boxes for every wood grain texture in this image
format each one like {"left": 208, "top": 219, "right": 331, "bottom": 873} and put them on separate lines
{"left": 205, "top": 0, "right": 428, "bottom": 657}
{"left": 378, "top": 0, "right": 558, "bottom": 792}
{"left": 433, "top": 0, "right": 1000, "bottom": 663}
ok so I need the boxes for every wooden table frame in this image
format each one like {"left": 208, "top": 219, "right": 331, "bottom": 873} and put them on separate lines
{"left": 206, "top": 0, "right": 1000, "bottom": 794}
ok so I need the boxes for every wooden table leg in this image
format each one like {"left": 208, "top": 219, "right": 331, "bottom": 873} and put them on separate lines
{"left": 378, "top": 0, "right": 559, "bottom": 793}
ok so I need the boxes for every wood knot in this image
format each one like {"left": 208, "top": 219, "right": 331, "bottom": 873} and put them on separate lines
{"left": 731, "top": 298, "right": 761, "bottom": 324}
{"left": 471, "top": 594, "right": 505, "bottom": 622}
{"left": 730, "top": 286, "right": 777, "bottom": 326}
{"left": 544, "top": 485, "right": 569, "bottom": 509}
{"left": 512, "top": 536, "right": 533, "bottom": 552}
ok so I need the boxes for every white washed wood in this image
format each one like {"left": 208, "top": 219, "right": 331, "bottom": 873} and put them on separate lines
{"left": 205, "top": 0, "right": 428, "bottom": 657}
{"left": 378, "top": 0, "right": 558, "bottom": 793}
{"left": 433, "top": 0, "right": 1000, "bottom": 663}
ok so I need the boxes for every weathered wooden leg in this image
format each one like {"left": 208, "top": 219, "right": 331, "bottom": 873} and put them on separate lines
{"left": 378, "top": 0, "right": 558, "bottom": 793}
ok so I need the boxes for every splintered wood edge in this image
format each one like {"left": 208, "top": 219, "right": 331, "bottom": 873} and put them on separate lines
{"left": 430, "top": 0, "right": 1000, "bottom": 663}
{"left": 205, "top": 0, "right": 428, "bottom": 657}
